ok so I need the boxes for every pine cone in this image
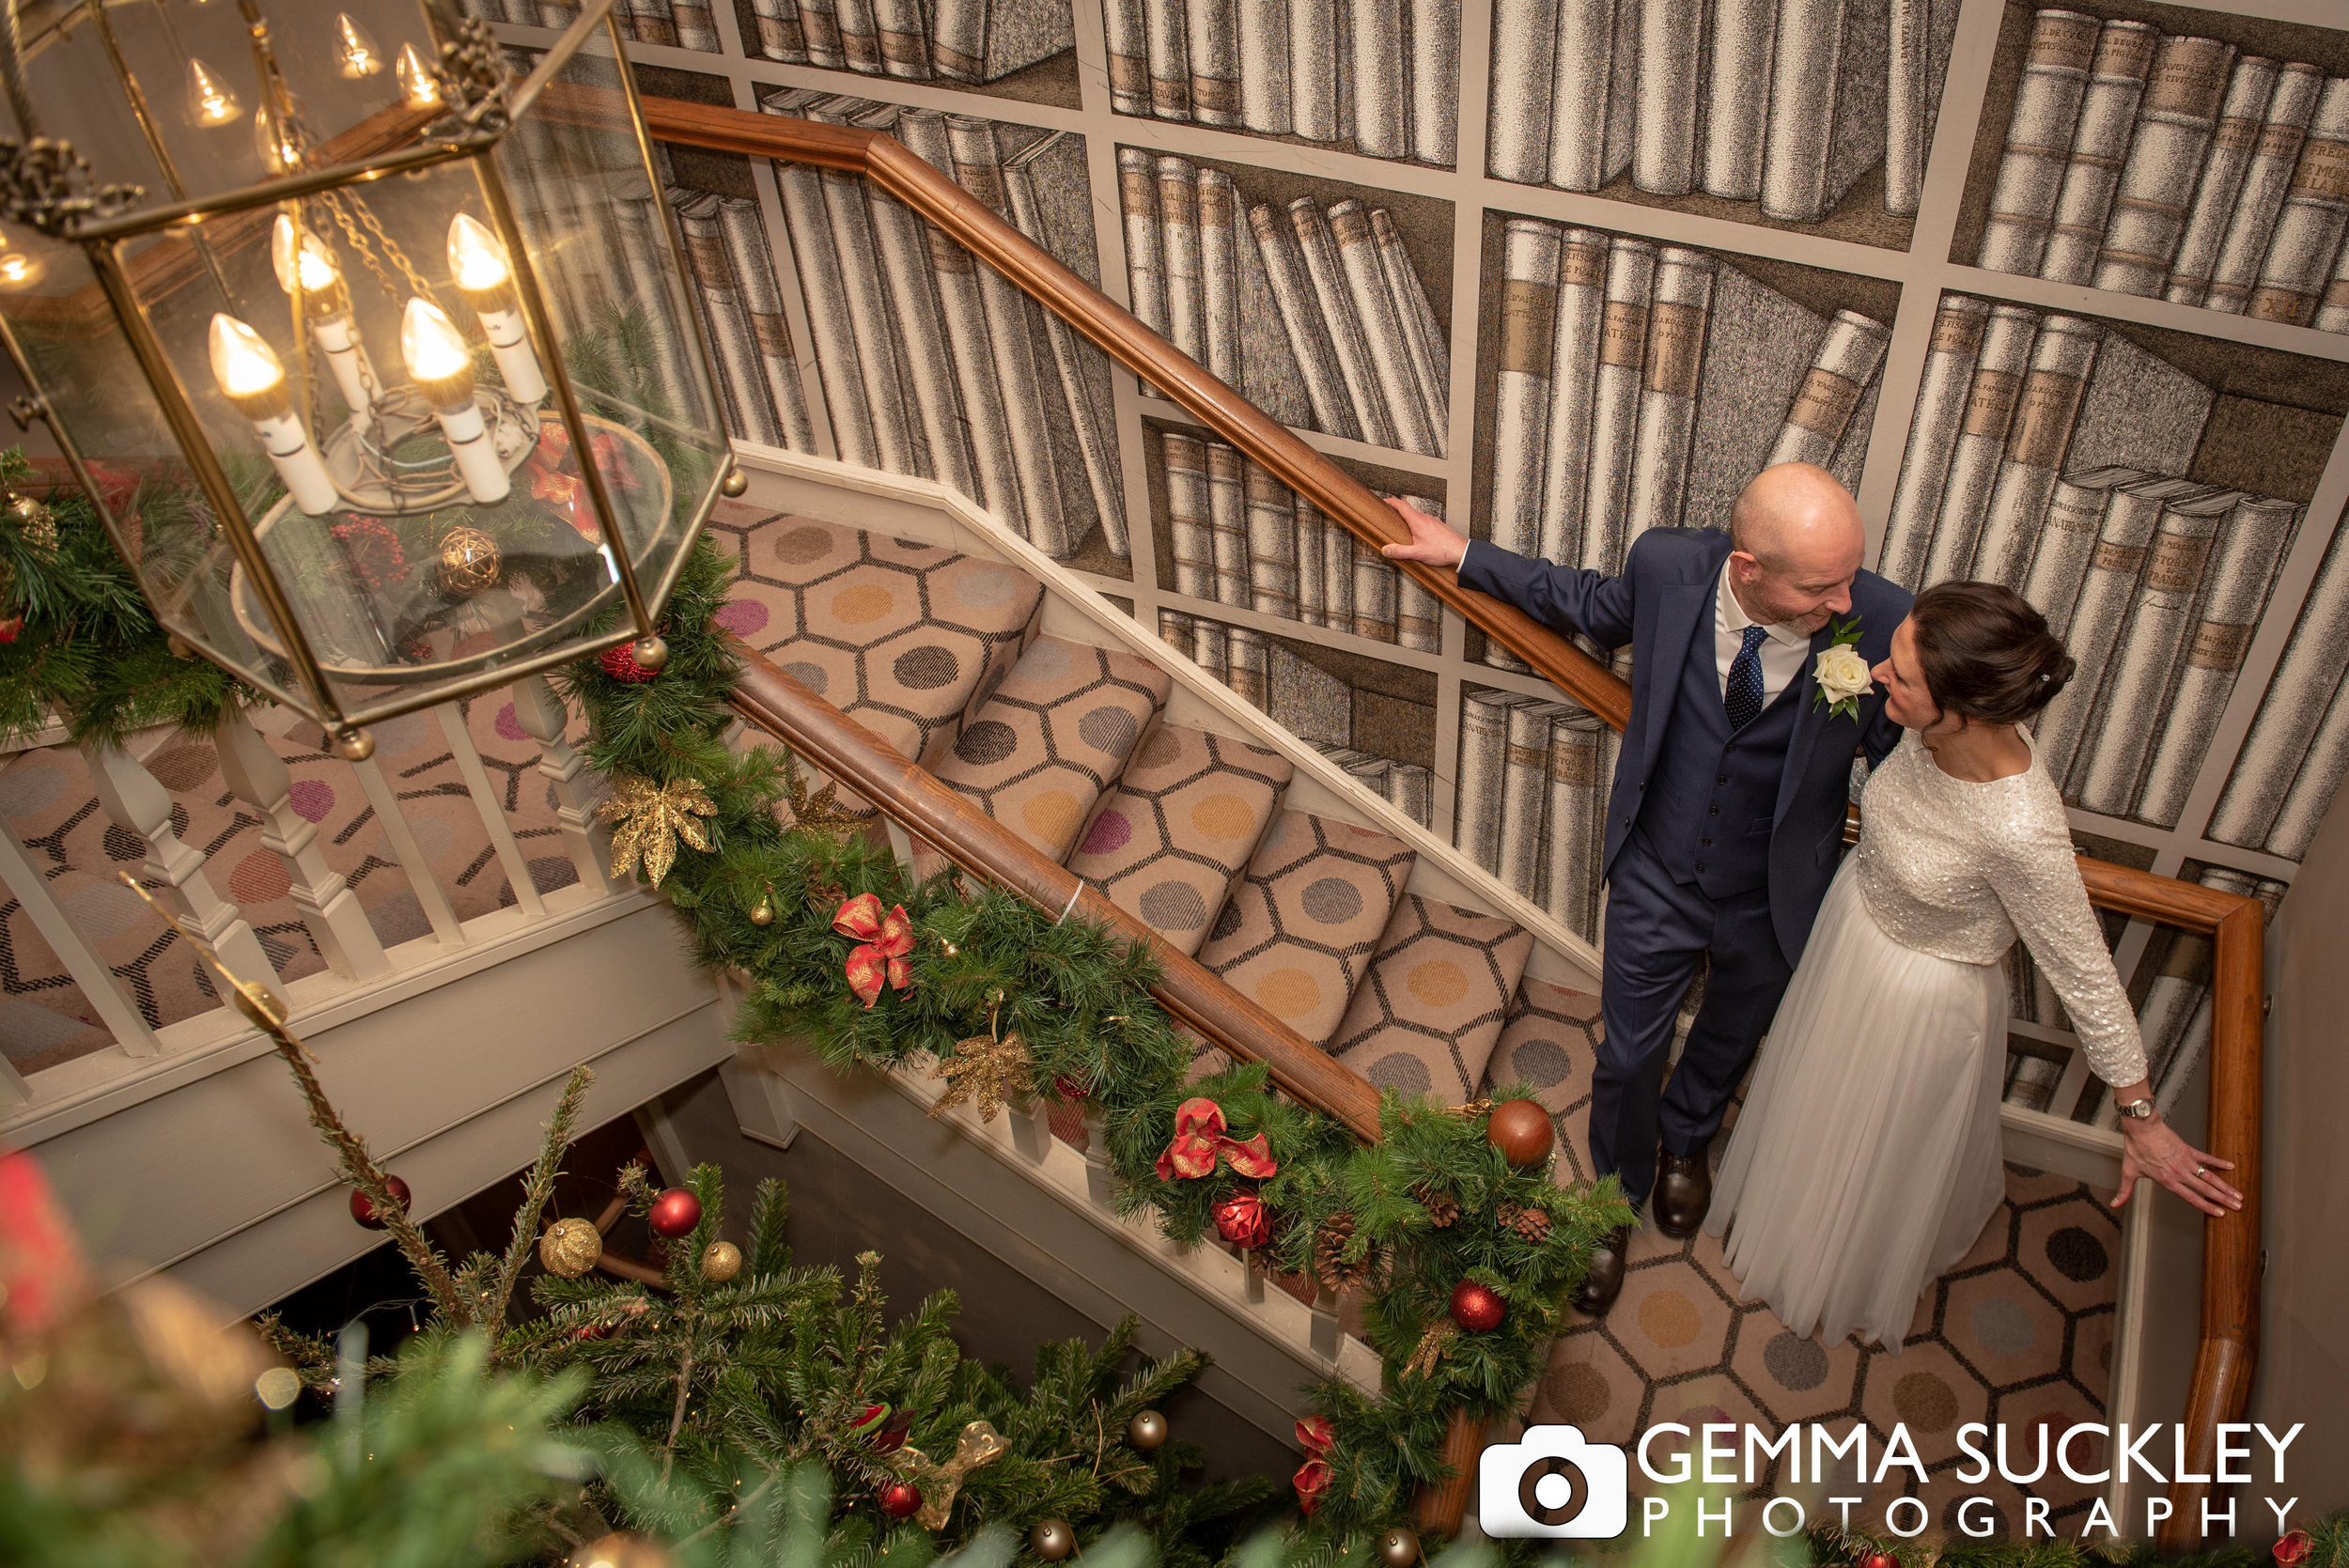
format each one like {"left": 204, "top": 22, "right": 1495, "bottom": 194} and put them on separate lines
{"left": 1314, "top": 1211, "right": 1364, "bottom": 1292}
{"left": 1413, "top": 1183, "right": 1459, "bottom": 1229}
{"left": 1512, "top": 1206, "right": 1551, "bottom": 1243}
{"left": 805, "top": 877, "right": 846, "bottom": 912}
{"left": 1495, "top": 1202, "right": 1521, "bottom": 1229}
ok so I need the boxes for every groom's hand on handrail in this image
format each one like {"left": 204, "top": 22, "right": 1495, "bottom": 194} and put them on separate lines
{"left": 1379, "top": 497, "right": 1468, "bottom": 570}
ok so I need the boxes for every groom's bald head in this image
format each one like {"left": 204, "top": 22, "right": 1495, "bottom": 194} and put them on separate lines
{"left": 1727, "top": 463, "right": 1865, "bottom": 631}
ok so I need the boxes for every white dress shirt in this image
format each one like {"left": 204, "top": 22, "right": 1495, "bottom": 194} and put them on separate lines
{"left": 1714, "top": 563, "right": 1812, "bottom": 707}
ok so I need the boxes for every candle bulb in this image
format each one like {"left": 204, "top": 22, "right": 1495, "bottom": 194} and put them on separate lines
{"left": 209, "top": 315, "right": 338, "bottom": 516}
{"left": 272, "top": 215, "right": 375, "bottom": 420}
{"left": 396, "top": 43, "right": 441, "bottom": 112}
{"left": 445, "top": 215, "right": 547, "bottom": 405}
{"left": 334, "top": 14, "right": 382, "bottom": 78}
{"left": 187, "top": 57, "right": 241, "bottom": 126}
{"left": 400, "top": 298, "right": 508, "bottom": 505}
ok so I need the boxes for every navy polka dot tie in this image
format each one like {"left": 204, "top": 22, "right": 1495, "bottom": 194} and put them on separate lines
{"left": 1724, "top": 624, "right": 1767, "bottom": 731}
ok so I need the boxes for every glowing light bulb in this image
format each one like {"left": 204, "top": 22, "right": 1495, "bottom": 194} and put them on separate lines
{"left": 187, "top": 58, "right": 241, "bottom": 126}
{"left": 0, "top": 245, "right": 41, "bottom": 290}
{"left": 446, "top": 214, "right": 546, "bottom": 402}
{"left": 445, "top": 214, "right": 509, "bottom": 293}
{"left": 210, "top": 314, "right": 285, "bottom": 400}
{"left": 334, "top": 14, "right": 381, "bottom": 78}
{"left": 210, "top": 315, "right": 338, "bottom": 515}
{"left": 396, "top": 44, "right": 441, "bottom": 111}
{"left": 400, "top": 298, "right": 471, "bottom": 385}
{"left": 255, "top": 106, "right": 302, "bottom": 173}
{"left": 271, "top": 215, "right": 342, "bottom": 297}
{"left": 401, "top": 298, "right": 508, "bottom": 505}
{"left": 271, "top": 216, "right": 377, "bottom": 418}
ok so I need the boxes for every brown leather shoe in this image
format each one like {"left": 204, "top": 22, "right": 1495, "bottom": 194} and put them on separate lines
{"left": 1574, "top": 1222, "right": 1635, "bottom": 1315}
{"left": 1654, "top": 1143, "right": 1711, "bottom": 1239}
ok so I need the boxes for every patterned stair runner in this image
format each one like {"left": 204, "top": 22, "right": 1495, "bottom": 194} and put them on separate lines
{"left": 1193, "top": 810, "right": 1418, "bottom": 1048}
{"left": 1064, "top": 725, "right": 1292, "bottom": 955}
{"left": 923, "top": 636, "right": 1173, "bottom": 865}
{"left": 708, "top": 508, "right": 1042, "bottom": 807}
{"left": 1328, "top": 895, "right": 1536, "bottom": 1103}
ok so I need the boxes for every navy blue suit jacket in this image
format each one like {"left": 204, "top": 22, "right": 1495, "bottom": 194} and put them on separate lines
{"left": 1459, "top": 527, "right": 1912, "bottom": 966}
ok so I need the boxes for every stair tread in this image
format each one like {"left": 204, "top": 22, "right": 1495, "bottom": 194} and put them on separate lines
{"left": 709, "top": 508, "right": 1041, "bottom": 773}
{"left": 928, "top": 635, "right": 1174, "bottom": 863}
{"left": 1195, "top": 809, "right": 1417, "bottom": 1048}
{"left": 1327, "top": 895, "right": 1534, "bottom": 1104}
{"left": 1066, "top": 725, "right": 1293, "bottom": 955}
{"left": 1486, "top": 978, "right": 1603, "bottom": 1187}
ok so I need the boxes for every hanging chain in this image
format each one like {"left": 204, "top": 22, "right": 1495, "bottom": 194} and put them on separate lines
{"left": 317, "top": 190, "right": 407, "bottom": 308}
{"left": 341, "top": 188, "right": 439, "bottom": 307}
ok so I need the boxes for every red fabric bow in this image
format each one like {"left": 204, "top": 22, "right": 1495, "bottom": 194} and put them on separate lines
{"left": 833, "top": 893, "right": 912, "bottom": 1007}
{"left": 1153, "top": 1096, "right": 1277, "bottom": 1181}
{"left": 527, "top": 419, "right": 639, "bottom": 539}
{"left": 1295, "top": 1416, "right": 1333, "bottom": 1457}
{"left": 1292, "top": 1458, "right": 1330, "bottom": 1515}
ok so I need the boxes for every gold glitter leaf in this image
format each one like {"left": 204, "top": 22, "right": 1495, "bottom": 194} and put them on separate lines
{"left": 596, "top": 771, "right": 718, "bottom": 888}
{"left": 928, "top": 1030, "right": 1033, "bottom": 1124}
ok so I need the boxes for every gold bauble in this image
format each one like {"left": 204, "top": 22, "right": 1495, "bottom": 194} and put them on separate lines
{"left": 8, "top": 492, "right": 55, "bottom": 555}
{"left": 1127, "top": 1408, "right": 1167, "bottom": 1451}
{"left": 435, "top": 525, "right": 503, "bottom": 598}
{"left": 749, "top": 895, "right": 774, "bottom": 926}
{"left": 1030, "top": 1520, "right": 1075, "bottom": 1561}
{"left": 568, "top": 1533, "right": 676, "bottom": 1568}
{"left": 538, "top": 1217, "right": 603, "bottom": 1279}
{"left": 1376, "top": 1528, "right": 1421, "bottom": 1567}
{"left": 699, "top": 1239, "right": 742, "bottom": 1283}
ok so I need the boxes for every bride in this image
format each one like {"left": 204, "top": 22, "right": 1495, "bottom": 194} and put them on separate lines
{"left": 1703, "top": 580, "right": 2244, "bottom": 1352}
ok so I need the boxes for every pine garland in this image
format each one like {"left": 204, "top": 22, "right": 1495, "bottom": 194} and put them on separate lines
{"left": 558, "top": 534, "right": 1634, "bottom": 1537}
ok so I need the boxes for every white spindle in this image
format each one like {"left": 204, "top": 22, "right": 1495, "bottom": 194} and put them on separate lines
{"left": 1309, "top": 1289, "right": 1342, "bottom": 1360}
{"left": 508, "top": 674, "right": 627, "bottom": 895}
{"left": 347, "top": 753, "right": 466, "bottom": 946}
{"left": 435, "top": 703, "right": 545, "bottom": 919}
{"left": 81, "top": 739, "right": 281, "bottom": 993}
{"left": 1081, "top": 1104, "right": 1114, "bottom": 1207}
{"left": 1009, "top": 1096, "right": 1053, "bottom": 1161}
{"left": 214, "top": 707, "right": 390, "bottom": 981}
{"left": 0, "top": 818, "right": 160, "bottom": 1059}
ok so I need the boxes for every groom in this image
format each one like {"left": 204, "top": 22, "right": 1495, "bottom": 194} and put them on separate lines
{"left": 1386, "top": 463, "right": 1908, "bottom": 1313}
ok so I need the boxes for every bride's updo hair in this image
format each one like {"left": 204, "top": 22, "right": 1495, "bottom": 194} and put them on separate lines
{"left": 1908, "top": 581, "right": 2075, "bottom": 724}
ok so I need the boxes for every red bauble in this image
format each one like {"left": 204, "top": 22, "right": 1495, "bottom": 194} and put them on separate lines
{"left": 1486, "top": 1098, "right": 1555, "bottom": 1168}
{"left": 878, "top": 1481, "right": 923, "bottom": 1519}
{"left": 350, "top": 1174, "right": 412, "bottom": 1230}
{"left": 1859, "top": 1555, "right": 1898, "bottom": 1568}
{"left": 599, "top": 643, "right": 658, "bottom": 684}
{"left": 1214, "top": 1189, "right": 1272, "bottom": 1250}
{"left": 647, "top": 1187, "right": 702, "bottom": 1238}
{"left": 2275, "top": 1533, "right": 2312, "bottom": 1567}
{"left": 1449, "top": 1280, "right": 1504, "bottom": 1333}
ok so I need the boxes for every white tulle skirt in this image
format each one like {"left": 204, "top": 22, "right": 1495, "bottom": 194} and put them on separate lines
{"left": 1703, "top": 858, "right": 2009, "bottom": 1353}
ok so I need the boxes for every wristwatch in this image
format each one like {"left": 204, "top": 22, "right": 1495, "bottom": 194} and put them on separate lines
{"left": 2115, "top": 1096, "right": 2157, "bottom": 1121}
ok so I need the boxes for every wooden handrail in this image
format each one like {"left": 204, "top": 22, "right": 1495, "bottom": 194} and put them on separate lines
{"left": 629, "top": 93, "right": 2259, "bottom": 1543}
{"left": 726, "top": 641, "right": 1386, "bottom": 1144}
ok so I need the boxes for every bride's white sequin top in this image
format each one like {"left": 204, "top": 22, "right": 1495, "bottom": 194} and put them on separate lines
{"left": 1855, "top": 728, "right": 2148, "bottom": 1086}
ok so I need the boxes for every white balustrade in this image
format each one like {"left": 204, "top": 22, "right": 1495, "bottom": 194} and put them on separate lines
{"left": 0, "top": 684, "right": 646, "bottom": 1103}
{"left": 81, "top": 738, "right": 281, "bottom": 992}
{"left": 435, "top": 702, "right": 547, "bottom": 921}
{"left": 510, "top": 674, "right": 627, "bottom": 895}
{"left": 214, "top": 706, "right": 391, "bottom": 981}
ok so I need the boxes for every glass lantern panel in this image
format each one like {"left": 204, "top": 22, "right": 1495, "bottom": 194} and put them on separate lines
{"left": 490, "top": 23, "right": 731, "bottom": 611}
{"left": 0, "top": 3, "right": 727, "bottom": 730}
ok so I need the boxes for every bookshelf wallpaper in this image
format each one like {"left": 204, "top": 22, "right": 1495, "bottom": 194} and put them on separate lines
{"left": 473, "top": 0, "right": 2347, "bottom": 1133}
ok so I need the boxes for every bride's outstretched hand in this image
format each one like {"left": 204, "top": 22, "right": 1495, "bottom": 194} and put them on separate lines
{"left": 2113, "top": 1115, "right": 2243, "bottom": 1216}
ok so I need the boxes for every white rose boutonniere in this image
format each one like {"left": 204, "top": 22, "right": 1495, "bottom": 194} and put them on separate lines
{"left": 1811, "top": 615, "right": 1873, "bottom": 722}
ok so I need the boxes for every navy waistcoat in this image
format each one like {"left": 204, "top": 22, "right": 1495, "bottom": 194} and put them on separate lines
{"left": 1640, "top": 607, "right": 1806, "bottom": 898}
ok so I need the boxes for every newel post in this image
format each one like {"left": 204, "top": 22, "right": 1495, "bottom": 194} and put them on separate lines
{"left": 1413, "top": 1405, "right": 1486, "bottom": 1536}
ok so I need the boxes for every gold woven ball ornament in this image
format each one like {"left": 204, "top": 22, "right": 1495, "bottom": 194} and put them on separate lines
{"left": 700, "top": 1240, "right": 742, "bottom": 1283}
{"left": 1030, "top": 1520, "right": 1076, "bottom": 1561}
{"left": 538, "top": 1217, "right": 602, "bottom": 1279}
{"left": 1127, "top": 1408, "right": 1167, "bottom": 1450}
{"left": 435, "top": 525, "right": 503, "bottom": 598}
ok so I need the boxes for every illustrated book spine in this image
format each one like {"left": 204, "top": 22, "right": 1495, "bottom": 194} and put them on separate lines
{"left": 2092, "top": 35, "right": 2238, "bottom": 296}
{"left": 2037, "top": 19, "right": 2159, "bottom": 286}
{"left": 2203, "top": 63, "right": 2326, "bottom": 314}
{"left": 1920, "top": 303, "right": 2039, "bottom": 587}
{"left": 1970, "top": 312, "right": 2101, "bottom": 589}
{"left": 2210, "top": 520, "right": 2349, "bottom": 851}
{"left": 1978, "top": 8, "right": 2099, "bottom": 275}
{"left": 2161, "top": 54, "right": 2280, "bottom": 306}
{"left": 1879, "top": 294, "right": 1989, "bottom": 587}
{"left": 2245, "top": 76, "right": 2349, "bottom": 327}
{"left": 1624, "top": 246, "right": 1717, "bottom": 551}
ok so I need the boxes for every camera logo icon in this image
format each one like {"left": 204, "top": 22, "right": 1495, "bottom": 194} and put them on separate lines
{"left": 1477, "top": 1425, "right": 1630, "bottom": 1538}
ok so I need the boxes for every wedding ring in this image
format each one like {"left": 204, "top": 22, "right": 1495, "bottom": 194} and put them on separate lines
{"left": 2194, "top": 1165, "right": 2207, "bottom": 1177}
